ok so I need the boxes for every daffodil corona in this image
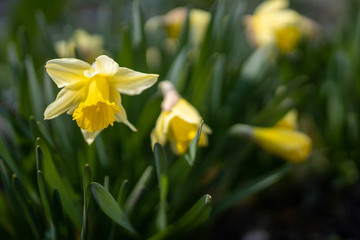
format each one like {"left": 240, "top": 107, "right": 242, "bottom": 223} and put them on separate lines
{"left": 151, "top": 81, "right": 211, "bottom": 154}
{"left": 44, "top": 55, "right": 158, "bottom": 144}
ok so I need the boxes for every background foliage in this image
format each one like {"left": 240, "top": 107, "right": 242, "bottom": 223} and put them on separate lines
{"left": 0, "top": 0, "right": 359, "bottom": 239}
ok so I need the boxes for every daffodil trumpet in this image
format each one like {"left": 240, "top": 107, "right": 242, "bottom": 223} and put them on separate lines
{"left": 151, "top": 81, "right": 211, "bottom": 154}
{"left": 230, "top": 110, "right": 311, "bottom": 163}
{"left": 44, "top": 55, "right": 159, "bottom": 144}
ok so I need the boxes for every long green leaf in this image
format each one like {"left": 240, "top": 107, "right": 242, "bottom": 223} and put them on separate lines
{"left": 124, "top": 166, "right": 153, "bottom": 214}
{"left": 213, "top": 164, "right": 294, "bottom": 215}
{"left": 37, "top": 170, "right": 56, "bottom": 240}
{"left": 81, "top": 164, "right": 91, "bottom": 240}
{"left": 25, "top": 55, "right": 44, "bottom": 120}
{"left": 12, "top": 174, "right": 41, "bottom": 240}
{"left": 183, "top": 121, "right": 204, "bottom": 166}
{"left": 91, "top": 182, "right": 137, "bottom": 235}
{"left": 154, "top": 143, "right": 168, "bottom": 231}
{"left": 36, "top": 138, "right": 81, "bottom": 228}
{"left": 149, "top": 194, "right": 212, "bottom": 240}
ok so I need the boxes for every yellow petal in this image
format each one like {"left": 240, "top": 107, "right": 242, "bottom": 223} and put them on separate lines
{"left": 274, "top": 109, "right": 298, "bottom": 129}
{"left": 81, "top": 129, "right": 101, "bottom": 145}
{"left": 92, "top": 55, "right": 119, "bottom": 76}
{"left": 45, "top": 58, "right": 91, "bottom": 88}
{"left": 110, "top": 87, "right": 137, "bottom": 131}
{"left": 44, "top": 82, "right": 85, "bottom": 119}
{"left": 253, "top": 127, "right": 312, "bottom": 163}
{"left": 109, "top": 67, "right": 159, "bottom": 95}
{"left": 171, "top": 99, "right": 203, "bottom": 125}
{"left": 150, "top": 111, "right": 168, "bottom": 149}
{"left": 255, "top": 0, "right": 288, "bottom": 14}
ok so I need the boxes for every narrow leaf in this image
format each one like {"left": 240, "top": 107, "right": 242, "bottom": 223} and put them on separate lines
{"left": 124, "top": 166, "right": 153, "bottom": 214}
{"left": 81, "top": 164, "right": 91, "bottom": 240}
{"left": 183, "top": 121, "right": 204, "bottom": 166}
{"left": 91, "top": 182, "right": 137, "bottom": 235}
{"left": 213, "top": 164, "right": 294, "bottom": 215}
{"left": 154, "top": 143, "right": 168, "bottom": 231}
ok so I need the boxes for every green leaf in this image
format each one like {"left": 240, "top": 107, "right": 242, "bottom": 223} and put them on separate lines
{"left": 35, "top": 10, "right": 57, "bottom": 57}
{"left": 183, "top": 121, "right": 204, "bottom": 166}
{"left": 25, "top": 55, "right": 44, "bottom": 120}
{"left": 165, "top": 47, "right": 190, "bottom": 93}
{"left": 0, "top": 134, "right": 20, "bottom": 178}
{"left": 131, "top": 1, "right": 147, "bottom": 69}
{"left": 241, "top": 45, "right": 275, "bottom": 81}
{"left": 117, "top": 179, "right": 129, "bottom": 208}
{"left": 209, "top": 55, "right": 225, "bottom": 116}
{"left": 51, "top": 188, "right": 64, "bottom": 229}
{"left": 124, "top": 166, "right": 153, "bottom": 214}
{"left": 36, "top": 138, "right": 81, "bottom": 228}
{"left": 95, "top": 135, "right": 109, "bottom": 169}
{"left": 173, "top": 194, "right": 212, "bottom": 231}
{"left": 81, "top": 164, "right": 91, "bottom": 240}
{"left": 149, "top": 194, "right": 212, "bottom": 240}
{"left": 30, "top": 117, "right": 54, "bottom": 147}
{"left": 154, "top": 143, "right": 168, "bottom": 231}
{"left": 213, "top": 164, "right": 294, "bottom": 215}
{"left": 91, "top": 182, "right": 137, "bottom": 235}
{"left": 12, "top": 174, "right": 41, "bottom": 240}
{"left": 37, "top": 170, "right": 56, "bottom": 240}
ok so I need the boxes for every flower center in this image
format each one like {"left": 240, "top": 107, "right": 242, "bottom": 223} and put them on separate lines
{"left": 72, "top": 77, "right": 120, "bottom": 132}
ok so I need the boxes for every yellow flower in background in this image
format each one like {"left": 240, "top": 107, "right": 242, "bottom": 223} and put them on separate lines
{"left": 44, "top": 55, "right": 159, "bottom": 144}
{"left": 253, "top": 127, "right": 311, "bottom": 163}
{"left": 145, "top": 7, "right": 211, "bottom": 46}
{"left": 55, "top": 29, "right": 104, "bottom": 62}
{"left": 253, "top": 110, "right": 311, "bottom": 163}
{"left": 244, "top": 0, "right": 318, "bottom": 53}
{"left": 55, "top": 40, "right": 76, "bottom": 58}
{"left": 231, "top": 110, "right": 311, "bottom": 163}
{"left": 151, "top": 81, "right": 212, "bottom": 154}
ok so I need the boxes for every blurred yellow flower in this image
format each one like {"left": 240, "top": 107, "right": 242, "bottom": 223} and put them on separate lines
{"left": 54, "top": 40, "right": 76, "bottom": 58}
{"left": 253, "top": 127, "right": 311, "bottom": 163}
{"left": 55, "top": 29, "right": 104, "bottom": 62}
{"left": 253, "top": 110, "right": 311, "bottom": 163}
{"left": 151, "top": 81, "right": 211, "bottom": 154}
{"left": 145, "top": 7, "right": 211, "bottom": 46}
{"left": 244, "top": 0, "right": 318, "bottom": 53}
{"left": 231, "top": 110, "right": 311, "bottom": 163}
{"left": 44, "top": 55, "right": 158, "bottom": 144}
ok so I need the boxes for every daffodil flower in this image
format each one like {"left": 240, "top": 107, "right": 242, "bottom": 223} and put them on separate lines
{"left": 244, "top": 0, "right": 318, "bottom": 53}
{"left": 151, "top": 81, "right": 211, "bottom": 154}
{"left": 55, "top": 29, "right": 104, "bottom": 62}
{"left": 145, "top": 7, "right": 211, "bottom": 46}
{"left": 44, "top": 55, "right": 159, "bottom": 144}
{"left": 231, "top": 110, "right": 311, "bottom": 163}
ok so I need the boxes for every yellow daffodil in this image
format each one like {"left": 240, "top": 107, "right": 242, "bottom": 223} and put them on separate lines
{"left": 44, "top": 55, "right": 159, "bottom": 144}
{"left": 253, "top": 126, "right": 311, "bottom": 163}
{"left": 55, "top": 40, "right": 76, "bottom": 58}
{"left": 145, "top": 7, "right": 211, "bottom": 46}
{"left": 151, "top": 81, "right": 211, "bottom": 154}
{"left": 55, "top": 29, "right": 104, "bottom": 62}
{"left": 231, "top": 110, "right": 311, "bottom": 163}
{"left": 244, "top": 0, "right": 318, "bottom": 53}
